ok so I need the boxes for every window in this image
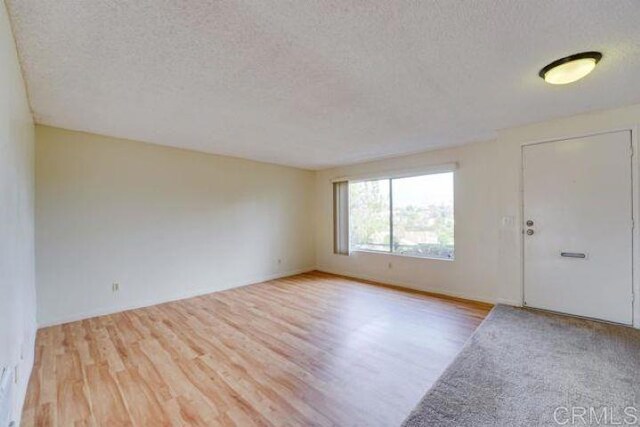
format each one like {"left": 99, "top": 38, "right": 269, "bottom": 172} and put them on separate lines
{"left": 348, "top": 172, "right": 454, "bottom": 259}
{"left": 349, "top": 179, "right": 390, "bottom": 252}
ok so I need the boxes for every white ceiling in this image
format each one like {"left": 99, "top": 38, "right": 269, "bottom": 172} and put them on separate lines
{"left": 6, "top": 1, "right": 640, "bottom": 169}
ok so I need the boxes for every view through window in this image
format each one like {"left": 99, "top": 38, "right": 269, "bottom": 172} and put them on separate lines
{"left": 349, "top": 172, "right": 454, "bottom": 259}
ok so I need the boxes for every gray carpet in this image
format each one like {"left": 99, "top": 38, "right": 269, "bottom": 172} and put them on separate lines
{"left": 402, "top": 304, "right": 640, "bottom": 427}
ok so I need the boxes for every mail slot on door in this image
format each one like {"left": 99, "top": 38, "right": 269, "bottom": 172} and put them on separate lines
{"left": 560, "top": 252, "right": 586, "bottom": 259}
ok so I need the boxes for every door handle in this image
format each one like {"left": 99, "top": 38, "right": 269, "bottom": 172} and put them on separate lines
{"left": 560, "top": 252, "right": 586, "bottom": 259}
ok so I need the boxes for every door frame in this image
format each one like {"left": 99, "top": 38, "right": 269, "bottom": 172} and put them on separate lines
{"left": 519, "top": 126, "right": 640, "bottom": 328}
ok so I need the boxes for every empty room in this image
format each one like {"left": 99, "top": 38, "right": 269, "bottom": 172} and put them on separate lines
{"left": 2, "top": 1, "right": 640, "bottom": 426}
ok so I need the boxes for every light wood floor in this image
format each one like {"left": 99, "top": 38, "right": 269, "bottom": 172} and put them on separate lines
{"left": 22, "top": 271, "right": 491, "bottom": 427}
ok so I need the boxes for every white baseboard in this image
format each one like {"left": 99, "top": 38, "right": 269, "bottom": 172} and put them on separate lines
{"left": 38, "top": 267, "right": 316, "bottom": 328}
{"left": 39, "top": 266, "right": 521, "bottom": 328}
{"left": 317, "top": 267, "right": 517, "bottom": 306}
{"left": 495, "top": 297, "right": 522, "bottom": 307}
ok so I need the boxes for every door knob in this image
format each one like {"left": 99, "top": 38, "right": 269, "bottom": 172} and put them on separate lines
{"left": 526, "top": 229, "right": 534, "bottom": 235}
{"left": 526, "top": 220, "right": 534, "bottom": 226}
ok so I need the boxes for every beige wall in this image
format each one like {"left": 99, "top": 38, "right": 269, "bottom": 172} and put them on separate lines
{"left": 0, "top": 1, "right": 36, "bottom": 423}
{"left": 36, "top": 126, "right": 316, "bottom": 326}
{"left": 316, "top": 104, "right": 640, "bottom": 326}
{"left": 316, "top": 138, "right": 516, "bottom": 304}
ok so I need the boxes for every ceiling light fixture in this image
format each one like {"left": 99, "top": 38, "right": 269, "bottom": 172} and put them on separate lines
{"left": 539, "top": 51, "right": 602, "bottom": 85}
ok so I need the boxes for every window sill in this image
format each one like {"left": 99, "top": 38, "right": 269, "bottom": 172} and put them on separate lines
{"left": 349, "top": 249, "right": 455, "bottom": 262}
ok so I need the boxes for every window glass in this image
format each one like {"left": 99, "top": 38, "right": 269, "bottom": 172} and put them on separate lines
{"left": 346, "top": 172, "right": 454, "bottom": 260}
{"left": 349, "top": 179, "right": 391, "bottom": 252}
{"left": 392, "top": 173, "right": 454, "bottom": 259}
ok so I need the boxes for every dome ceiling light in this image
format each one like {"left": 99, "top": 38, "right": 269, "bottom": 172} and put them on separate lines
{"left": 539, "top": 52, "right": 602, "bottom": 85}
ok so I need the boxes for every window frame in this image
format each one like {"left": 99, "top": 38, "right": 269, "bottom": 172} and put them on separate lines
{"left": 347, "top": 169, "right": 455, "bottom": 261}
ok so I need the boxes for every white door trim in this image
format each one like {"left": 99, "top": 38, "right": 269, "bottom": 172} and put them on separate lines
{"left": 519, "top": 126, "right": 640, "bottom": 328}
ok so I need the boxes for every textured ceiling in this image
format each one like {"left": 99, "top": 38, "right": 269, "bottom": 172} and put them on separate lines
{"left": 6, "top": 1, "right": 640, "bottom": 169}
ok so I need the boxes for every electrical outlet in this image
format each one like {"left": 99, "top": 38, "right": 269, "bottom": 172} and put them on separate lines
{"left": 388, "top": 262, "right": 392, "bottom": 269}
{"left": 277, "top": 258, "right": 282, "bottom": 265}
{"left": 112, "top": 282, "right": 119, "bottom": 292}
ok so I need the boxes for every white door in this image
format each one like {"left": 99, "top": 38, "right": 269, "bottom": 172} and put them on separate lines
{"left": 523, "top": 131, "right": 633, "bottom": 325}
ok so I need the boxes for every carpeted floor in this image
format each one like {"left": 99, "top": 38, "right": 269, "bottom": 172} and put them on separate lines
{"left": 402, "top": 304, "right": 640, "bottom": 426}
